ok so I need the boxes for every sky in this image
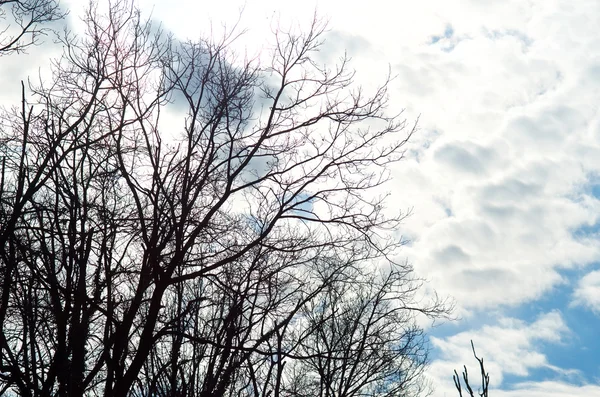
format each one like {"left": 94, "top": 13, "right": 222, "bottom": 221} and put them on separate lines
{"left": 7, "top": 0, "right": 600, "bottom": 395}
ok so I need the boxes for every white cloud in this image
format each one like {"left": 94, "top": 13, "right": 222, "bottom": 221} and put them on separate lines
{"left": 494, "top": 381, "right": 600, "bottom": 397}
{"left": 572, "top": 270, "right": 600, "bottom": 313}
{"left": 428, "top": 311, "right": 572, "bottom": 395}
{"left": 380, "top": 0, "right": 600, "bottom": 313}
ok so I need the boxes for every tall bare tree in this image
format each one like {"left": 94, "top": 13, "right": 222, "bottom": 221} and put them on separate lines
{"left": 0, "top": 1, "right": 450, "bottom": 396}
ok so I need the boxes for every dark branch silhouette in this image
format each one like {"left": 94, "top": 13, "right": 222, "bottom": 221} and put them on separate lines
{"left": 0, "top": 0, "right": 65, "bottom": 55}
{"left": 453, "top": 341, "right": 490, "bottom": 397}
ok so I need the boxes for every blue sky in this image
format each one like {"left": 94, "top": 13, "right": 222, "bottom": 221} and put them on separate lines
{"left": 6, "top": 0, "right": 600, "bottom": 395}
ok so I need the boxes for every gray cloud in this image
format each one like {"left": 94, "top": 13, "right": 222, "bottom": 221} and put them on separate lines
{"left": 480, "top": 178, "right": 543, "bottom": 204}
{"left": 434, "top": 244, "right": 471, "bottom": 266}
{"left": 434, "top": 141, "right": 498, "bottom": 174}
{"left": 506, "top": 106, "right": 586, "bottom": 147}
{"left": 317, "top": 30, "right": 373, "bottom": 64}
{"left": 456, "top": 267, "right": 518, "bottom": 290}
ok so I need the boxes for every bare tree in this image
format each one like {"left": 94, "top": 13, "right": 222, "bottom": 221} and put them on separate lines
{"left": 278, "top": 265, "right": 439, "bottom": 397}
{"left": 0, "top": 0, "right": 65, "bottom": 55}
{"left": 453, "top": 342, "right": 490, "bottom": 397}
{"left": 0, "top": 1, "right": 450, "bottom": 396}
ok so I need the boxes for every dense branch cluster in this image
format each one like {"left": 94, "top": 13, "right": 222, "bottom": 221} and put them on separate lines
{"left": 0, "top": 1, "right": 450, "bottom": 396}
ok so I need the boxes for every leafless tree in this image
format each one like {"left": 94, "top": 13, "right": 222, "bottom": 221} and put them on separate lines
{"left": 0, "top": 0, "right": 65, "bottom": 55}
{"left": 0, "top": 1, "right": 451, "bottom": 396}
{"left": 453, "top": 341, "right": 490, "bottom": 397}
{"left": 277, "top": 265, "right": 438, "bottom": 397}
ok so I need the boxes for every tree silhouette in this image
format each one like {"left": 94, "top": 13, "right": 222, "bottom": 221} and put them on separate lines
{"left": 0, "top": 1, "right": 451, "bottom": 396}
{"left": 453, "top": 341, "right": 490, "bottom": 397}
